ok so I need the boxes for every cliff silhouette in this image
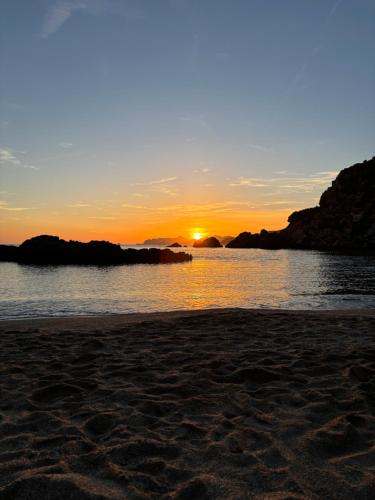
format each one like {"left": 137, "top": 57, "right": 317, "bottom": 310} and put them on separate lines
{"left": 0, "top": 235, "right": 193, "bottom": 265}
{"left": 227, "top": 157, "right": 375, "bottom": 252}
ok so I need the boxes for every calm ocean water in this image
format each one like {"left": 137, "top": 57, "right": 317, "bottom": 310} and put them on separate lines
{"left": 1, "top": 247, "right": 375, "bottom": 319}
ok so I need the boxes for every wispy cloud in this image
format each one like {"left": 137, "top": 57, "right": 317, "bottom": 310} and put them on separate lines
{"left": 329, "top": 0, "right": 344, "bottom": 17}
{"left": 262, "top": 200, "right": 296, "bottom": 207}
{"left": 292, "top": 62, "right": 308, "bottom": 87}
{"left": 285, "top": 0, "right": 345, "bottom": 97}
{"left": 0, "top": 201, "right": 34, "bottom": 212}
{"left": 0, "top": 207, "right": 33, "bottom": 212}
{"left": 248, "top": 144, "right": 270, "bottom": 153}
{"left": 178, "top": 114, "right": 210, "bottom": 131}
{"left": 193, "top": 168, "right": 211, "bottom": 173}
{"left": 229, "top": 178, "right": 269, "bottom": 188}
{"left": 133, "top": 176, "right": 177, "bottom": 186}
{"left": 230, "top": 171, "right": 338, "bottom": 192}
{"left": 0, "top": 148, "right": 38, "bottom": 170}
{"left": 130, "top": 177, "right": 178, "bottom": 199}
{"left": 41, "top": 0, "right": 76, "bottom": 38}
{"left": 88, "top": 215, "right": 119, "bottom": 220}
{"left": 121, "top": 201, "right": 258, "bottom": 215}
{"left": 119, "top": 199, "right": 307, "bottom": 222}
{"left": 60, "top": 142, "right": 73, "bottom": 149}
{"left": 132, "top": 192, "right": 150, "bottom": 199}
{"left": 67, "top": 203, "right": 90, "bottom": 208}
{"left": 40, "top": 0, "right": 142, "bottom": 38}
{"left": 0, "top": 149, "right": 19, "bottom": 165}
{"left": 157, "top": 186, "right": 177, "bottom": 197}
{"left": 122, "top": 203, "right": 149, "bottom": 210}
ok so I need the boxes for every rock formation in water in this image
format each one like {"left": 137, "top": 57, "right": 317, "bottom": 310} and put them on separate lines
{"left": 0, "top": 235, "right": 193, "bottom": 265}
{"left": 168, "top": 242, "right": 182, "bottom": 247}
{"left": 227, "top": 157, "right": 375, "bottom": 252}
{"left": 193, "top": 236, "right": 222, "bottom": 248}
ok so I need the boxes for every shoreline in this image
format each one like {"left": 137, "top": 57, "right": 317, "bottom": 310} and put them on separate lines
{"left": 1, "top": 306, "right": 375, "bottom": 329}
{"left": 1, "top": 308, "right": 375, "bottom": 498}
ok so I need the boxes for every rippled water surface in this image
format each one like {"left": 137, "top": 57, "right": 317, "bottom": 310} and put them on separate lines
{"left": 1, "top": 247, "right": 375, "bottom": 318}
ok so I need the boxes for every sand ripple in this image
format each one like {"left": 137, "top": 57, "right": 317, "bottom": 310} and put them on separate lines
{"left": 0, "top": 309, "right": 375, "bottom": 499}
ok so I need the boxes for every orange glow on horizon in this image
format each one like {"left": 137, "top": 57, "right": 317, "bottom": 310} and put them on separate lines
{"left": 0, "top": 207, "right": 295, "bottom": 245}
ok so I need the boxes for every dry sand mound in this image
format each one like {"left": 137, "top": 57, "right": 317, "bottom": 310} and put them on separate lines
{"left": 0, "top": 309, "right": 375, "bottom": 499}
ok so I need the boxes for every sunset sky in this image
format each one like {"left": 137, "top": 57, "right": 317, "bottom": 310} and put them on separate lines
{"left": 1, "top": 0, "right": 374, "bottom": 244}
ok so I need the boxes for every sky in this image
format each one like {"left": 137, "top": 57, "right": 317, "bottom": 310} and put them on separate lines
{"left": 0, "top": 0, "right": 374, "bottom": 244}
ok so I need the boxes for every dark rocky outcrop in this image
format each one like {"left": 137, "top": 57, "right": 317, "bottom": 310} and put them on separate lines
{"left": 227, "top": 157, "right": 375, "bottom": 252}
{"left": 0, "top": 235, "right": 192, "bottom": 265}
{"left": 193, "top": 236, "right": 222, "bottom": 248}
{"left": 168, "top": 242, "right": 182, "bottom": 247}
{"left": 226, "top": 229, "right": 289, "bottom": 250}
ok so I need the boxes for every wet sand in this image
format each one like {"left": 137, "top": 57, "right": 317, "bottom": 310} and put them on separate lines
{"left": 1, "top": 308, "right": 375, "bottom": 499}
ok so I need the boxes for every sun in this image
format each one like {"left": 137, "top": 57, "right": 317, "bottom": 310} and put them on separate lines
{"left": 193, "top": 232, "right": 202, "bottom": 241}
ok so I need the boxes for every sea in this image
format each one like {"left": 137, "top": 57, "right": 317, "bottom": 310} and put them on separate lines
{"left": 1, "top": 247, "right": 374, "bottom": 319}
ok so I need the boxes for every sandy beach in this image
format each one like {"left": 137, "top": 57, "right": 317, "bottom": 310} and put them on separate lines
{"left": 1, "top": 308, "right": 375, "bottom": 499}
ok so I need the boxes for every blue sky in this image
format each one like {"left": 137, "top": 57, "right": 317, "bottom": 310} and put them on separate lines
{"left": 0, "top": 0, "right": 374, "bottom": 243}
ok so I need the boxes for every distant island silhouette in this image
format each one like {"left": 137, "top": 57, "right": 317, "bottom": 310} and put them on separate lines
{"left": 144, "top": 236, "right": 191, "bottom": 246}
{"left": 144, "top": 235, "right": 234, "bottom": 246}
{"left": 227, "top": 157, "right": 375, "bottom": 252}
{"left": 0, "top": 235, "right": 193, "bottom": 265}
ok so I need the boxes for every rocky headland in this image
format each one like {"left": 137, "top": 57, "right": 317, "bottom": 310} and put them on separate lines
{"left": 227, "top": 157, "right": 375, "bottom": 252}
{"left": 0, "top": 235, "right": 193, "bottom": 265}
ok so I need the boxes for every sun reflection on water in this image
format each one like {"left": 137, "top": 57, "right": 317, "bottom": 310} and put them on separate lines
{"left": 0, "top": 247, "right": 374, "bottom": 318}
